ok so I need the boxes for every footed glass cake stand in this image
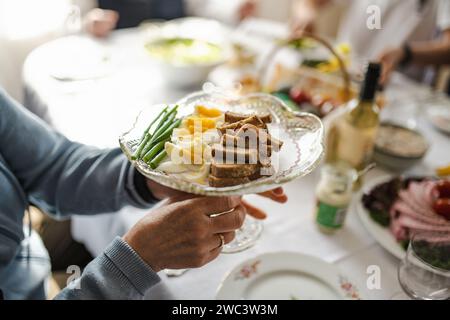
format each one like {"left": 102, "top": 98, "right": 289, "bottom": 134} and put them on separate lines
{"left": 120, "top": 91, "right": 324, "bottom": 273}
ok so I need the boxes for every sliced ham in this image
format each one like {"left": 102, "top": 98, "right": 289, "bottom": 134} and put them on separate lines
{"left": 405, "top": 182, "right": 436, "bottom": 216}
{"left": 388, "top": 180, "right": 450, "bottom": 242}
{"left": 396, "top": 215, "right": 450, "bottom": 233}
{"left": 392, "top": 200, "right": 447, "bottom": 226}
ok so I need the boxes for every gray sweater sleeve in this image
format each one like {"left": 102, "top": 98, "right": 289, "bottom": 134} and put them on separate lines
{"left": 0, "top": 87, "right": 155, "bottom": 218}
{"left": 56, "top": 237, "right": 160, "bottom": 300}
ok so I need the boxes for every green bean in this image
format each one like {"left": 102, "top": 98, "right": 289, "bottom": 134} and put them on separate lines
{"left": 142, "top": 106, "right": 168, "bottom": 139}
{"left": 150, "top": 105, "right": 178, "bottom": 137}
{"left": 149, "top": 150, "right": 167, "bottom": 169}
{"left": 131, "top": 132, "right": 151, "bottom": 160}
{"left": 143, "top": 140, "right": 166, "bottom": 163}
{"left": 150, "top": 111, "right": 177, "bottom": 142}
{"left": 140, "top": 114, "right": 176, "bottom": 157}
{"left": 132, "top": 106, "right": 169, "bottom": 160}
{"left": 152, "top": 118, "right": 182, "bottom": 144}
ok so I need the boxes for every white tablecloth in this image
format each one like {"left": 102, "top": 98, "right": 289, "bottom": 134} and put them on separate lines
{"left": 23, "top": 25, "right": 450, "bottom": 300}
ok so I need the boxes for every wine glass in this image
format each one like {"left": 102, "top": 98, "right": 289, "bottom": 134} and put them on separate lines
{"left": 398, "top": 232, "right": 450, "bottom": 300}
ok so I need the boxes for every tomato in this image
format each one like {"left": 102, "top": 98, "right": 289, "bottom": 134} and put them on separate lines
{"left": 436, "top": 180, "right": 450, "bottom": 199}
{"left": 433, "top": 198, "right": 450, "bottom": 221}
{"left": 289, "top": 87, "right": 311, "bottom": 104}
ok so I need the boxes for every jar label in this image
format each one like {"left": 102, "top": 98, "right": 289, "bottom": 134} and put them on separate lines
{"left": 316, "top": 201, "right": 347, "bottom": 229}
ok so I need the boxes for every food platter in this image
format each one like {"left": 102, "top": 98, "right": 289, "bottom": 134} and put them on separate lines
{"left": 357, "top": 175, "right": 450, "bottom": 260}
{"left": 119, "top": 91, "right": 324, "bottom": 196}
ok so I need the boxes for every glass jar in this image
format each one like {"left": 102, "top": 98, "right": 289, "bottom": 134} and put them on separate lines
{"left": 315, "top": 163, "right": 357, "bottom": 233}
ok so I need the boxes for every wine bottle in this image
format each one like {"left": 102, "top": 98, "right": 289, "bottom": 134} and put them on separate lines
{"left": 325, "top": 62, "right": 381, "bottom": 179}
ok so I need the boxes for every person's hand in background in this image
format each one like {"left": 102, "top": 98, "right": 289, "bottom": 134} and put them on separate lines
{"left": 85, "top": 8, "right": 119, "bottom": 38}
{"left": 146, "top": 180, "right": 288, "bottom": 220}
{"left": 123, "top": 196, "right": 245, "bottom": 271}
{"left": 377, "top": 47, "right": 405, "bottom": 86}
{"left": 290, "top": 0, "right": 330, "bottom": 36}
{"left": 238, "top": 0, "right": 258, "bottom": 21}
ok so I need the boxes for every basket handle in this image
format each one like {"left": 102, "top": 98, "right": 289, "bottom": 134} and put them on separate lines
{"left": 259, "top": 32, "right": 351, "bottom": 100}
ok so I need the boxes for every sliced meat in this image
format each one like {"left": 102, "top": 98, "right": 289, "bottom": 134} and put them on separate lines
{"left": 392, "top": 200, "right": 448, "bottom": 226}
{"left": 225, "top": 111, "right": 272, "bottom": 124}
{"left": 208, "top": 175, "right": 251, "bottom": 187}
{"left": 396, "top": 215, "right": 450, "bottom": 233}
{"left": 390, "top": 216, "right": 409, "bottom": 241}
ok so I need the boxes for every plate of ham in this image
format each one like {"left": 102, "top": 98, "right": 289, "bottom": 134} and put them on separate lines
{"left": 357, "top": 176, "right": 450, "bottom": 259}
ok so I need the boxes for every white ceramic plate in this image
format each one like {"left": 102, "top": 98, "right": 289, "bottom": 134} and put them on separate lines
{"left": 119, "top": 91, "right": 324, "bottom": 196}
{"left": 356, "top": 176, "right": 406, "bottom": 259}
{"left": 425, "top": 98, "right": 450, "bottom": 134}
{"left": 48, "top": 36, "right": 114, "bottom": 81}
{"left": 216, "top": 252, "right": 362, "bottom": 300}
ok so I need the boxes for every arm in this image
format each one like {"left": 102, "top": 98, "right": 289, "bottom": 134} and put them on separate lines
{"left": 0, "top": 88, "right": 155, "bottom": 218}
{"left": 378, "top": 30, "right": 450, "bottom": 84}
{"left": 408, "top": 31, "right": 450, "bottom": 65}
{"left": 55, "top": 237, "right": 160, "bottom": 300}
{"left": 57, "top": 196, "right": 249, "bottom": 299}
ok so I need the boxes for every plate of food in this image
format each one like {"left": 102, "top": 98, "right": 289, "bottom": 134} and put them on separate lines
{"left": 357, "top": 176, "right": 450, "bottom": 259}
{"left": 216, "top": 252, "right": 362, "bottom": 300}
{"left": 119, "top": 91, "right": 324, "bottom": 196}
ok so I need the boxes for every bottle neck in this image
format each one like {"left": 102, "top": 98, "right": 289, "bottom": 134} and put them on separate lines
{"left": 359, "top": 84, "right": 377, "bottom": 102}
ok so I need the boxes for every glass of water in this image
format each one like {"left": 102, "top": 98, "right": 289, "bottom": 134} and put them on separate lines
{"left": 398, "top": 232, "right": 450, "bottom": 300}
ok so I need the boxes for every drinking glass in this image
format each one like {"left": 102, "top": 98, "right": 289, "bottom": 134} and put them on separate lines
{"left": 398, "top": 233, "right": 450, "bottom": 300}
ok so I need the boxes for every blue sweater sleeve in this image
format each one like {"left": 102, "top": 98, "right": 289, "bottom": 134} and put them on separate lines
{"left": 0, "top": 88, "right": 155, "bottom": 218}
{"left": 55, "top": 237, "right": 160, "bottom": 300}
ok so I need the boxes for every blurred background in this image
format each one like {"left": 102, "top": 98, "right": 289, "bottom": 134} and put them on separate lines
{"left": 0, "top": 0, "right": 347, "bottom": 102}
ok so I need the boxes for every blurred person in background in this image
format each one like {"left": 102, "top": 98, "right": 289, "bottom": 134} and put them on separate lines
{"left": 77, "top": 0, "right": 258, "bottom": 38}
{"left": 291, "top": 0, "right": 450, "bottom": 85}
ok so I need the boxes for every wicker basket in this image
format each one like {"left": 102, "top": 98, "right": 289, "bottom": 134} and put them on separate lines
{"left": 258, "top": 32, "right": 356, "bottom": 105}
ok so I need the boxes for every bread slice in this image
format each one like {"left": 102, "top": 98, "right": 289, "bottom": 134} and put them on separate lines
{"left": 208, "top": 175, "right": 251, "bottom": 187}
{"left": 211, "top": 162, "right": 260, "bottom": 178}
{"left": 225, "top": 111, "right": 272, "bottom": 124}
{"left": 212, "top": 144, "right": 259, "bottom": 164}
{"left": 217, "top": 115, "right": 267, "bottom": 134}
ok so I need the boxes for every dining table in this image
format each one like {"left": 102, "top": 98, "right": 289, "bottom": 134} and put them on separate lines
{"left": 22, "top": 18, "right": 450, "bottom": 300}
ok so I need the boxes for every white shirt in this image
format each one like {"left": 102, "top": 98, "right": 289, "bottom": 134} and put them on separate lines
{"left": 337, "top": 0, "right": 450, "bottom": 60}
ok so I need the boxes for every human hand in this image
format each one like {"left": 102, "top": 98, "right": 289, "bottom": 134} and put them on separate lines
{"left": 146, "top": 179, "right": 191, "bottom": 202}
{"left": 238, "top": 0, "right": 258, "bottom": 21}
{"left": 147, "top": 179, "right": 288, "bottom": 220}
{"left": 378, "top": 47, "right": 405, "bottom": 86}
{"left": 290, "top": 0, "right": 330, "bottom": 37}
{"left": 84, "top": 9, "right": 119, "bottom": 38}
{"left": 242, "top": 187, "right": 288, "bottom": 219}
{"left": 123, "top": 196, "right": 245, "bottom": 272}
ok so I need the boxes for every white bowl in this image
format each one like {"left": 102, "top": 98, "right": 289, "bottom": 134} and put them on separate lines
{"left": 143, "top": 18, "right": 231, "bottom": 88}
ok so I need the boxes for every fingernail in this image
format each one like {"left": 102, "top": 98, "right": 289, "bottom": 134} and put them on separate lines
{"left": 273, "top": 187, "right": 284, "bottom": 195}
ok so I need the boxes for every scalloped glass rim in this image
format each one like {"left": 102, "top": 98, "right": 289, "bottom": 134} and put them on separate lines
{"left": 119, "top": 92, "right": 324, "bottom": 196}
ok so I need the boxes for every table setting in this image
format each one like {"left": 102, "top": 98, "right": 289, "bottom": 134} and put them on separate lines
{"left": 22, "top": 17, "right": 450, "bottom": 300}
